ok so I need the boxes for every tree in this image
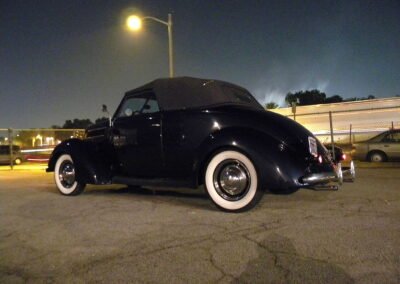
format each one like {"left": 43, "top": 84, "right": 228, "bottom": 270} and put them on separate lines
{"left": 344, "top": 95, "right": 375, "bottom": 102}
{"left": 62, "top": 118, "right": 93, "bottom": 129}
{"left": 285, "top": 90, "right": 346, "bottom": 106}
{"left": 325, "top": 95, "right": 343, "bottom": 104}
{"left": 285, "top": 92, "right": 298, "bottom": 106}
{"left": 95, "top": 117, "right": 109, "bottom": 125}
{"left": 265, "top": 102, "right": 279, "bottom": 109}
{"left": 285, "top": 90, "right": 327, "bottom": 106}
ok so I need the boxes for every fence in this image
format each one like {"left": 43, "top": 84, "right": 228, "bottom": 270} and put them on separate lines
{"left": 270, "top": 99, "right": 400, "bottom": 147}
{"left": 1, "top": 104, "right": 399, "bottom": 168}
{"left": 287, "top": 111, "right": 399, "bottom": 145}
{"left": 0, "top": 128, "right": 85, "bottom": 169}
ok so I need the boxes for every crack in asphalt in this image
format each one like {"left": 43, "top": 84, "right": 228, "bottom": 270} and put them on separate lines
{"left": 1, "top": 168, "right": 400, "bottom": 282}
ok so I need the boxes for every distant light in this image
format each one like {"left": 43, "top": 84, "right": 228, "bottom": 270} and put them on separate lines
{"left": 21, "top": 148, "right": 54, "bottom": 153}
{"left": 27, "top": 158, "right": 49, "bottom": 162}
{"left": 126, "top": 15, "right": 142, "bottom": 31}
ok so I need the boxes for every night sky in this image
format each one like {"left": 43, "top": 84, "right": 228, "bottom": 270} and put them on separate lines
{"left": 1, "top": 0, "right": 399, "bottom": 128}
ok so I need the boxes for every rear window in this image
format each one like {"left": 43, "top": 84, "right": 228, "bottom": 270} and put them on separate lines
{"left": 221, "top": 85, "right": 264, "bottom": 110}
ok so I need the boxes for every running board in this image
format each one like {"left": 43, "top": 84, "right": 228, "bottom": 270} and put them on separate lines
{"left": 112, "top": 176, "right": 194, "bottom": 188}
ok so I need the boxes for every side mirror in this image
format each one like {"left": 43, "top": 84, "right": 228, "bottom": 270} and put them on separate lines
{"left": 102, "top": 104, "right": 112, "bottom": 127}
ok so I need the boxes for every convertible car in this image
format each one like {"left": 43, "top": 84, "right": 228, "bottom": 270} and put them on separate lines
{"left": 47, "top": 77, "right": 355, "bottom": 212}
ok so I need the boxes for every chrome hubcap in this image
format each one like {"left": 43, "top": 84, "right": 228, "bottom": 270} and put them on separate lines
{"left": 59, "top": 161, "right": 76, "bottom": 188}
{"left": 213, "top": 159, "right": 250, "bottom": 201}
{"left": 371, "top": 154, "right": 383, "bottom": 162}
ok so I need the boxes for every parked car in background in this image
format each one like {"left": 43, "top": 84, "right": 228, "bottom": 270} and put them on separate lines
{"left": 352, "top": 129, "right": 400, "bottom": 162}
{"left": 47, "top": 77, "right": 355, "bottom": 212}
{"left": 0, "top": 145, "right": 24, "bottom": 165}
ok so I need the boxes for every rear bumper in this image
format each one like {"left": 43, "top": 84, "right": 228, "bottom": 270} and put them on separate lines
{"left": 301, "top": 161, "right": 355, "bottom": 190}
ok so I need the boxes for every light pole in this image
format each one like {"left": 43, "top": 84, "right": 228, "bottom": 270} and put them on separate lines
{"left": 126, "top": 13, "right": 174, "bottom": 78}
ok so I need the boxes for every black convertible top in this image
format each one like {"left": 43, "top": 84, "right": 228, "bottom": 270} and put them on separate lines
{"left": 124, "top": 77, "right": 264, "bottom": 111}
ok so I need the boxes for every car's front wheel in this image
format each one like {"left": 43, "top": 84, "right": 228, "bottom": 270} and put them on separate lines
{"left": 54, "top": 154, "right": 86, "bottom": 195}
{"left": 204, "top": 150, "right": 264, "bottom": 212}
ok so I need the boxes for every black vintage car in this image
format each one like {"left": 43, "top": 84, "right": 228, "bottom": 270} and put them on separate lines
{"left": 47, "top": 77, "right": 355, "bottom": 212}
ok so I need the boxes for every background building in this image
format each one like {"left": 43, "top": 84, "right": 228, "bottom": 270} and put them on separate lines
{"left": 269, "top": 97, "right": 400, "bottom": 144}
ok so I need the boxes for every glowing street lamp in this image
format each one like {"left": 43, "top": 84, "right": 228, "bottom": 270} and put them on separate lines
{"left": 126, "top": 13, "right": 174, "bottom": 78}
{"left": 126, "top": 15, "right": 142, "bottom": 31}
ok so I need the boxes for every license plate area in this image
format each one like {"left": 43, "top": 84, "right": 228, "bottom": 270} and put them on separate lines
{"left": 308, "top": 136, "right": 318, "bottom": 157}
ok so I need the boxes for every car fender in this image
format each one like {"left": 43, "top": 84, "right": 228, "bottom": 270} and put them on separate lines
{"left": 47, "top": 138, "right": 111, "bottom": 184}
{"left": 194, "top": 127, "right": 305, "bottom": 191}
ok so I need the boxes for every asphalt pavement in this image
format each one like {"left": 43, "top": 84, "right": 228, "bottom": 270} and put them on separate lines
{"left": 0, "top": 168, "right": 399, "bottom": 283}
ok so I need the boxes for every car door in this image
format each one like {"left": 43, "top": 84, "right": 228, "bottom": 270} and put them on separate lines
{"left": 111, "top": 91, "right": 163, "bottom": 177}
{"left": 381, "top": 130, "right": 400, "bottom": 159}
{"left": 0, "top": 146, "right": 7, "bottom": 163}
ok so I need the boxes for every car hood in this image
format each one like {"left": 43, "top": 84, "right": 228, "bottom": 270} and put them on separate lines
{"left": 85, "top": 121, "right": 109, "bottom": 138}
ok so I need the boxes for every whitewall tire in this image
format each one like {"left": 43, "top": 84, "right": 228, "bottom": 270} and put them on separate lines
{"left": 54, "top": 154, "right": 86, "bottom": 196}
{"left": 204, "top": 150, "right": 264, "bottom": 212}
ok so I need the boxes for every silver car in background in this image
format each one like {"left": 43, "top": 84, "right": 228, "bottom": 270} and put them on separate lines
{"left": 351, "top": 129, "right": 400, "bottom": 162}
{"left": 0, "top": 145, "right": 24, "bottom": 165}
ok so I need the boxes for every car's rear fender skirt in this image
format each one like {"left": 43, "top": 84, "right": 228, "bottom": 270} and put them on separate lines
{"left": 47, "top": 139, "right": 112, "bottom": 185}
{"left": 195, "top": 128, "right": 306, "bottom": 191}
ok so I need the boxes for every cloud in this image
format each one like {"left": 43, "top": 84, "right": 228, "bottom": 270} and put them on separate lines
{"left": 253, "top": 87, "right": 286, "bottom": 107}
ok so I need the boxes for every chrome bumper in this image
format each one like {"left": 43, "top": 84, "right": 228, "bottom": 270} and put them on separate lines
{"left": 301, "top": 161, "right": 355, "bottom": 190}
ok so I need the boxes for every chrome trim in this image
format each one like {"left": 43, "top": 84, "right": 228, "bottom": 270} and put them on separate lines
{"left": 342, "top": 160, "right": 356, "bottom": 182}
{"left": 213, "top": 159, "right": 251, "bottom": 201}
{"left": 301, "top": 162, "right": 353, "bottom": 191}
{"left": 59, "top": 161, "right": 76, "bottom": 188}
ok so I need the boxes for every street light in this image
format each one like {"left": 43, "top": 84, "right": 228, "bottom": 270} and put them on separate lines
{"left": 126, "top": 13, "right": 174, "bottom": 78}
{"left": 126, "top": 15, "right": 142, "bottom": 31}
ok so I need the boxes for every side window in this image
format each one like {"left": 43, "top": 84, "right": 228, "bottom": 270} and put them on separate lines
{"left": 381, "top": 134, "right": 392, "bottom": 142}
{"left": 117, "top": 92, "right": 159, "bottom": 118}
{"left": 389, "top": 132, "right": 400, "bottom": 142}
{"left": 371, "top": 132, "right": 387, "bottom": 143}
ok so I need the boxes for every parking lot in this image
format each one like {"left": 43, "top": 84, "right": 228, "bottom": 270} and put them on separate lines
{"left": 1, "top": 166, "right": 399, "bottom": 283}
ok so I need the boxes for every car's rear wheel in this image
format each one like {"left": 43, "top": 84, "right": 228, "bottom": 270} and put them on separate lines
{"left": 54, "top": 154, "right": 86, "bottom": 195}
{"left": 368, "top": 151, "right": 387, "bottom": 162}
{"left": 204, "top": 150, "right": 264, "bottom": 212}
